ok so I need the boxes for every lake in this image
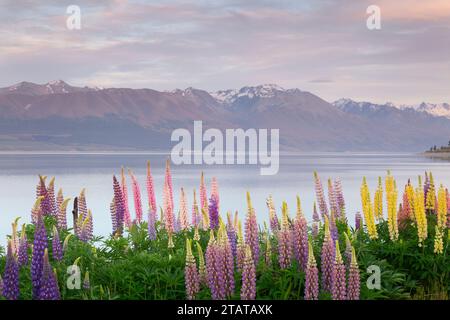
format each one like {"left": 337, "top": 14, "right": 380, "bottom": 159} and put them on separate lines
{"left": 0, "top": 152, "right": 449, "bottom": 243}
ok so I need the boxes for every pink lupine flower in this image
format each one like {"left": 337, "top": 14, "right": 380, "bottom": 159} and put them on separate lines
{"left": 129, "top": 170, "right": 143, "bottom": 223}
{"left": 278, "top": 202, "right": 292, "bottom": 269}
{"left": 56, "top": 189, "right": 70, "bottom": 230}
{"left": 334, "top": 178, "right": 346, "bottom": 220}
{"left": 31, "top": 196, "right": 44, "bottom": 225}
{"left": 163, "top": 181, "right": 174, "bottom": 234}
{"left": 304, "top": 241, "right": 319, "bottom": 300}
{"left": 165, "top": 159, "right": 174, "bottom": 210}
{"left": 219, "top": 223, "right": 235, "bottom": 297}
{"left": 266, "top": 195, "right": 279, "bottom": 236}
{"left": 146, "top": 161, "right": 157, "bottom": 215}
{"left": 192, "top": 189, "right": 200, "bottom": 228}
{"left": 245, "top": 192, "right": 259, "bottom": 265}
{"left": 205, "top": 231, "right": 225, "bottom": 300}
{"left": 121, "top": 168, "right": 132, "bottom": 228}
{"left": 314, "top": 171, "right": 329, "bottom": 220}
{"left": 312, "top": 202, "right": 320, "bottom": 238}
{"left": 200, "top": 172, "right": 208, "bottom": 213}
{"left": 332, "top": 240, "right": 346, "bottom": 300}
{"left": 179, "top": 188, "right": 189, "bottom": 231}
{"left": 292, "top": 196, "right": 308, "bottom": 271}
{"left": 321, "top": 216, "right": 335, "bottom": 294}
{"left": 240, "top": 245, "right": 256, "bottom": 300}
{"left": 347, "top": 247, "right": 360, "bottom": 300}
{"left": 328, "top": 178, "right": 338, "bottom": 218}
{"left": 185, "top": 239, "right": 200, "bottom": 300}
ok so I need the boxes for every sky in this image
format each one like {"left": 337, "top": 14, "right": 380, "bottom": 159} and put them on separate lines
{"left": 1, "top": 0, "right": 450, "bottom": 105}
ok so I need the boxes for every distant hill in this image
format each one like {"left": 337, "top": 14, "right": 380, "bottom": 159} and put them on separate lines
{"left": 0, "top": 81, "right": 449, "bottom": 151}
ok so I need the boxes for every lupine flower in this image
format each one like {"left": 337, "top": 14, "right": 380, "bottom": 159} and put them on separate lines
{"left": 219, "top": 223, "right": 235, "bottom": 297}
{"left": 200, "top": 172, "right": 208, "bottom": 214}
{"left": 425, "top": 172, "right": 436, "bottom": 213}
{"left": 78, "top": 188, "right": 88, "bottom": 222}
{"left": 52, "top": 226, "right": 63, "bottom": 262}
{"left": 121, "top": 168, "right": 132, "bottom": 228}
{"left": 240, "top": 245, "right": 256, "bottom": 300}
{"left": 174, "top": 212, "right": 181, "bottom": 233}
{"left": 312, "top": 202, "right": 320, "bottom": 238}
{"left": 386, "top": 171, "right": 399, "bottom": 241}
{"left": 146, "top": 160, "right": 157, "bottom": 215}
{"left": 113, "top": 176, "right": 125, "bottom": 236}
{"left": 334, "top": 178, "right": 346, "bottom": 220}
{"left": 129, "top": 170, "right": 143, "bottom": 223}
{"left": 38, "top": 249, "right": 60, "bottom": 300}
{"left": 304, "top": 241, "right": 319, "bottom": 300}
{"left": 31, "top": 212, "right": 48, "bottom": 299}
{"left": 2, "top": 240, "right": 19, "bottom": 300}
{"left": 355, "top": 212, "right": 362, "bottom": 231}
{"left": 292, "top": 196, "right": 308, "bottom": 271}
{"left": 0, "top": 275, "right": 3, "bottom": 295}
{"left": 226, "top": 212, "right": 237, "bottom": 259}
{"left": 205, "top": 231, "right": 225, "bottom": 300}
{"left": 208, "top": 194, "right": 219, "bottom": 230}
{"left": 57, "top": 193, "right": 70, "bottom": 231}
{"left": 332, "top": 241, "right": 346, "bottom": 300}
{"left": 373, "top": 177, "right": 383, "bottom": 221}
{"left": 211, "top": 177, "right": 220, "bottom": 211}
{"left": 196, "top": 242, "right": 207, "bottom": 285}
{"left": 62, "top": 234, "right": 72, "bottom": 254}
{"left": 328, "top": 178, "right": 338, "bottom": 218}
{"left": 163, "top": 174, "right": 174, "bottom": 234}
{"left": 47, "top": 177, "right": 57, "bottom": 217}
{"left": 264, "top": 231, "right": 272, "bottom": 267}
{"left": 314, "top": 171, "right": 329, "bottom": 220}
{"left": 361, "top": 177, "right": 378, "bottom": 239}
{"left": 321, "top": 216, "right": 335, "bottom": 294}
{"left": 179, "top": 188, "right": 189, "bottom": 230}
{"left": 347, "top": 247, "right": 360, "bottom": 300}
{"left": 201, "top": 208, "right": 210, "bottom": 231}
{"left": 434, "top": 184, "right": 448, "bottom": 254}
{"left": 31, "top": 196, "right": 44, "bottom": 225}
{"left": 110, "top": 197, "right": 117, "bottom": 236}
{"left": 18, "top": 224, "right": 28, "bottom": 267}
{"left": 414, "top": 181, "right": 427, "bottom": 246}
{"left": 236, "top": 220, "right": 245, "bottom": 272}
{"left": 83, "top": 271, "right": 90, "bottom": 290}
{"left": 165, "top": 159, "right": 174, "bottom": 210}
{"left": 148, "top": 207, "right": 157, "bottom": 241}
{"left": 344, "top": 232, "right": 352, "bottom": 268}
{"left": 194, "top": 225, "right": 200, "bottom": 241}
{"left": 11, "top": 218, "right": 20, "bottom": 257}
{"left": 38, "top": 175, "right": 52, "bottom": 216}
{"left": 330, "top": 211, "right": 338, "bottom": 242}
{"left": 278, "top": 202, "right": 292, "bottom": 269}
{"left": 192, "top": 189, "right": 200, "bottom": 228}
{"left": 245, "top": 192, "right": 259, "bottom": 265}
{"left": 266, "top": 195, "right": 279, "bottom": 236}
{"left": 185, "top": 239, "right": 200, "bottom": 300}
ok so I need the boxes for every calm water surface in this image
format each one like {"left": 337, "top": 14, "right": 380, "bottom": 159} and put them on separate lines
{"left": 0, "top": 152, "right": 449, "bottom": 243}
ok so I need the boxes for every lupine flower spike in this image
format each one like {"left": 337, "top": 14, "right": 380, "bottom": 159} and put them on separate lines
{"left": 314, "top": 171, "right": 329, "bottom": 220}
{"left": 332, "top": 240, "right": 346, "bottom": 300}
{"left": 52, "top": 226, "right": 63, "bottom": 262}
{"left": 83, "top": 271, "right": 90, "bottom": 290}
{"left": 205, "top": 230, "right": 225, "bottom": 300}
{"left": 278, "top": 201, "right": 292, "bottom": 269}
{"left": 31, "top": 212, "right": 48, "bottom": 299}
{"left": 121, "top": 168, "right": 131, "bottom": 228}
{"left": 18, "top": 224, "right": 29, "bottom": 267}
{"left": 185, "top": 239, "right": 200, "bottom": 300}
{"left": 347, "top": 247, "right": 360, "bottom": 300}
{"left": 245, "top": 192, "right": 259, "bottom": 265}
{"left": 304, "top": 240, "right": 319, "bottom": 300}
{"left": 179, "top": 188, "right": 189, "bottom": 230}
{"left": 38, "top": 249, "right": 60, "bottom": 300}
{"left": 266, "top": 195, "right": 279, "bottom": 236}
{"left": 2, "top": 240, "right": 19, "bottom": 300}
{"left": 113, "top": 175, "right": 125, "bottom": 236}
{"left": 196, "top": 242, "right": 207, "bottom": 285}
{"left": 360, "top": 177, "right": 378, "bottom": 239}
{"left": 321, "top": 216, "right": 335, "bottom": 293}
{"left": 292, "top": 196, "right": 308, "bottom": 271}
{"left": 129, "top": 169, "right": 143, "bottom": 224}
{"left": 240, "top": 245, "right": 256, "bottom": 300}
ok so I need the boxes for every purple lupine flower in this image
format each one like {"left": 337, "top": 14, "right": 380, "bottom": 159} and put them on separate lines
{"left": 184, "top": 239, "right": 200, "bottom": 300}
{"left": 278, "top": 202, "right": 293, "bottom": 269}
{"left": 47, "top": 177, "right": 57, "bottom": 217}
{"left": 205, "top": 231, "right": 225, "bottom": 300}
{"left": 174, "top": 212, "right": 181, "bottom": 233}
{"left": 344, "top": 233, "right": 352, "bottom": 269}
{"left": 314, "top": 171, "right": 329, "bottom": 220}
{"left": 208, "top": 195, "right": 219, "bottom": 230}
{"left": 148, "top": 207, "right": 157, "bottom": 240}
{"left": 330, "top": 212, "right": 338, "bottom": 242}
{"left": 355, "top": 212, "right": 362, "bottom": 231}
{"left": 328, "top": 178, "right": 339, "bottom": 218}
{"left": 110, "top": 197, "right": 117, "bottom": 236}
{"left": 245, "top": 192, "right": 259, "bottom": 265}
{"left": 38, "top": 176, "right": 52, "bottom": 216}
{"left": 321, "top": 217, "right": 335, "bottom": 294}
{"left": 52, "top": 226, "right": 63, "bottom": 262}
{"left": 220, "top": 226, "right": 235, "bottom": 297}
{"left": 83, "top": 271, "right": 90, "bottom": 290}
{"left": 240, "top": 245, "right": 256, "bottom": 300}
{"left": 304, "top": 241, "right": 319, "bottom": 300}
{"left": 226, "top": 212, "right": 237, "bottom": 259}
{"left": 18, "top": 225, "right": 29, "bottom": 267}
{"left": 266, "top": 196, "right": 279, "bottom": 236}
{"left": 347, "top": 247, "right": 360, "bottom": 300}
{"left": 0, "top": 275, "right": 3, "bottom": 294}
{"left": 113, "top": 176, "right": 125, "bottom": 236}
{"left": 334, "top": 178, "right": 346, "bottom": 220}
{"left": 31, "top": 213, "right": 48, "bottom": 299}
{"left": 56, "top": 191, "right": 70, "bottom": 230}
{"left": 38, "top": 249, "right": 60, "bottom": 300}
{"left": 292, "top": 196, "right": 308, "bottom": 271}
{"left": 332, "top": 241, "right": 347, "bottom": 300}
{"left": 236, "top": 222, "right": 246, "bottom": 273}
{"left": 312, "top": 202, "right": 320, "bottom": 238}
{"left": 2, "top": 240, "right": 19, "bottom": 300}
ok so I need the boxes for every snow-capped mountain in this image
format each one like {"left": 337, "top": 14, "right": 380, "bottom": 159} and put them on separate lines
{"left": 398, "top": 102, "right": 450, "bottom": 119}
{"left": 0, "top": 80, "right": 100, "bottom": 96}
{"left": 210, "top": 84, "right": 300, "bottom": 104}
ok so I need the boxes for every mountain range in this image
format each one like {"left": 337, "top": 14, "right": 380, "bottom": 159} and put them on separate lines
{"left": 0, "top": 81, "right": 449, "bottom": 151}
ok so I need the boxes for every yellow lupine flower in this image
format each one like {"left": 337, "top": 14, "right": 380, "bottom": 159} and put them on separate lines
{"left": 373, "top": 177, "right": 383, "bottom": 221}
{"left": 434, "top": 226, "right": 444, "bottom": 254}
{"left": 360, "top": 177, "right": 378, "bottom": 240}
{"left": 425, "top": 172, "right": 436, "bottom": 212}
{"left": 386, "top": 172, "right": 398, "bottom": 241}
{"left": 437, "top": 184, "right": 447, "bottom": 229}
{"left": 414, "top": 185, "right": 427, "bottom": 246}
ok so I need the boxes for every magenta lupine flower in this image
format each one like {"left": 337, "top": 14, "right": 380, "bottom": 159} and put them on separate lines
{"left": 245, "top": 192, "right": 259, "bottom": 265}
{"left": 56, "top": 190, "right": 70, "bottom": 230}
{"left": 211, "top": 177, "right": 220, "bottom": 210}
{"left": 292, "top": 197, "right": 308, "bottom": 271}
{"left": 113, "top": 176, "right": 125, "bottom": 236}
{"left": 18, "top": 225, "right": 28, "bottom": 267}
{"left": 208, "top": 195, "right": 219, "bottom": 230}
{"left": 266, "top": 196, "right": 279, "bottom": 236}
{"left": 121, "top": 168, "right": 132, "bottom": 228}
{"left": 278, "top": 202, "right": 292, "bottom": 269}
{"left": 200, "top": 172, "right": 208, "bottom": 213}
{"left": 185, "top": 239, "right": 200, "bottom": 300}
{"left": 52, "top": 226, "right": 63, "bottom": 262}
{"left": 38, "top": 249, "right": 60, "bottom": 300}
{"left": 83, "top": 271, "right": 90, "bottom": 290}
{"left": 163, "top": 174, "right": 175, "bottom": 234}
{"left": 321, "top": 217, "right": 335, "bottom": 294}
{"left": 226, "top": 212, "right": 237, "bottom": 259}
{"left": 332, "top": 241, "right": 347, "bottom": 300}
{"left": 179, "top": 188, "right": 189, "bottom": 230}
{"left": 146, "top": 161, "right": 157, "bottom": 215}
{"left": 31, "top": 212, "right": 48, "bottom": 299}
{"left": 312, "top": 202, "right": 320, "bottom": 238}
{"left": 129, "top": 170, "right": 143, "bottom": 224}
{"left": 304, "top": 241, "right": 319, "bottom": 300}
{"left": 165, "top": 159, "right": 174, "bottom": 211}
{"left": 2, "top": 240, "right": 19, "bottom": 300}
{"left": 347, "top": 247, "right": 360, "bottom": 300}
{"left": 355, "top": 212, "right": 362, "bottom": 231}
{"left": 314, "top": 171, "right": 329, "bottom": 220}
{"left": 334, "top": 178, "right": 346, "bottom": 220}
{"left": 205, "top": 231, "right": 226, "bottom": 300}
{"left": 240, "top": 245, "right": 256, "bottom": 300}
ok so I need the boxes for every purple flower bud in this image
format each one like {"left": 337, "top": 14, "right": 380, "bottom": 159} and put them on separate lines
{"left": 31, "top": 213, "right": 47, "bottom": 299}
{"left": 38, "top": 249, "right": 60, "bottom": 300}
{"left": 18, "top": 226, "right": 29, "bottom": 267}
{"left": 2, "top": 241, "right": 19, "bottom": 300}
{"left": 52, "top": 226, "right": 63, "bottom": 262}
{"left": 208, "top": 195, "right": 219, "bottom": 230}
